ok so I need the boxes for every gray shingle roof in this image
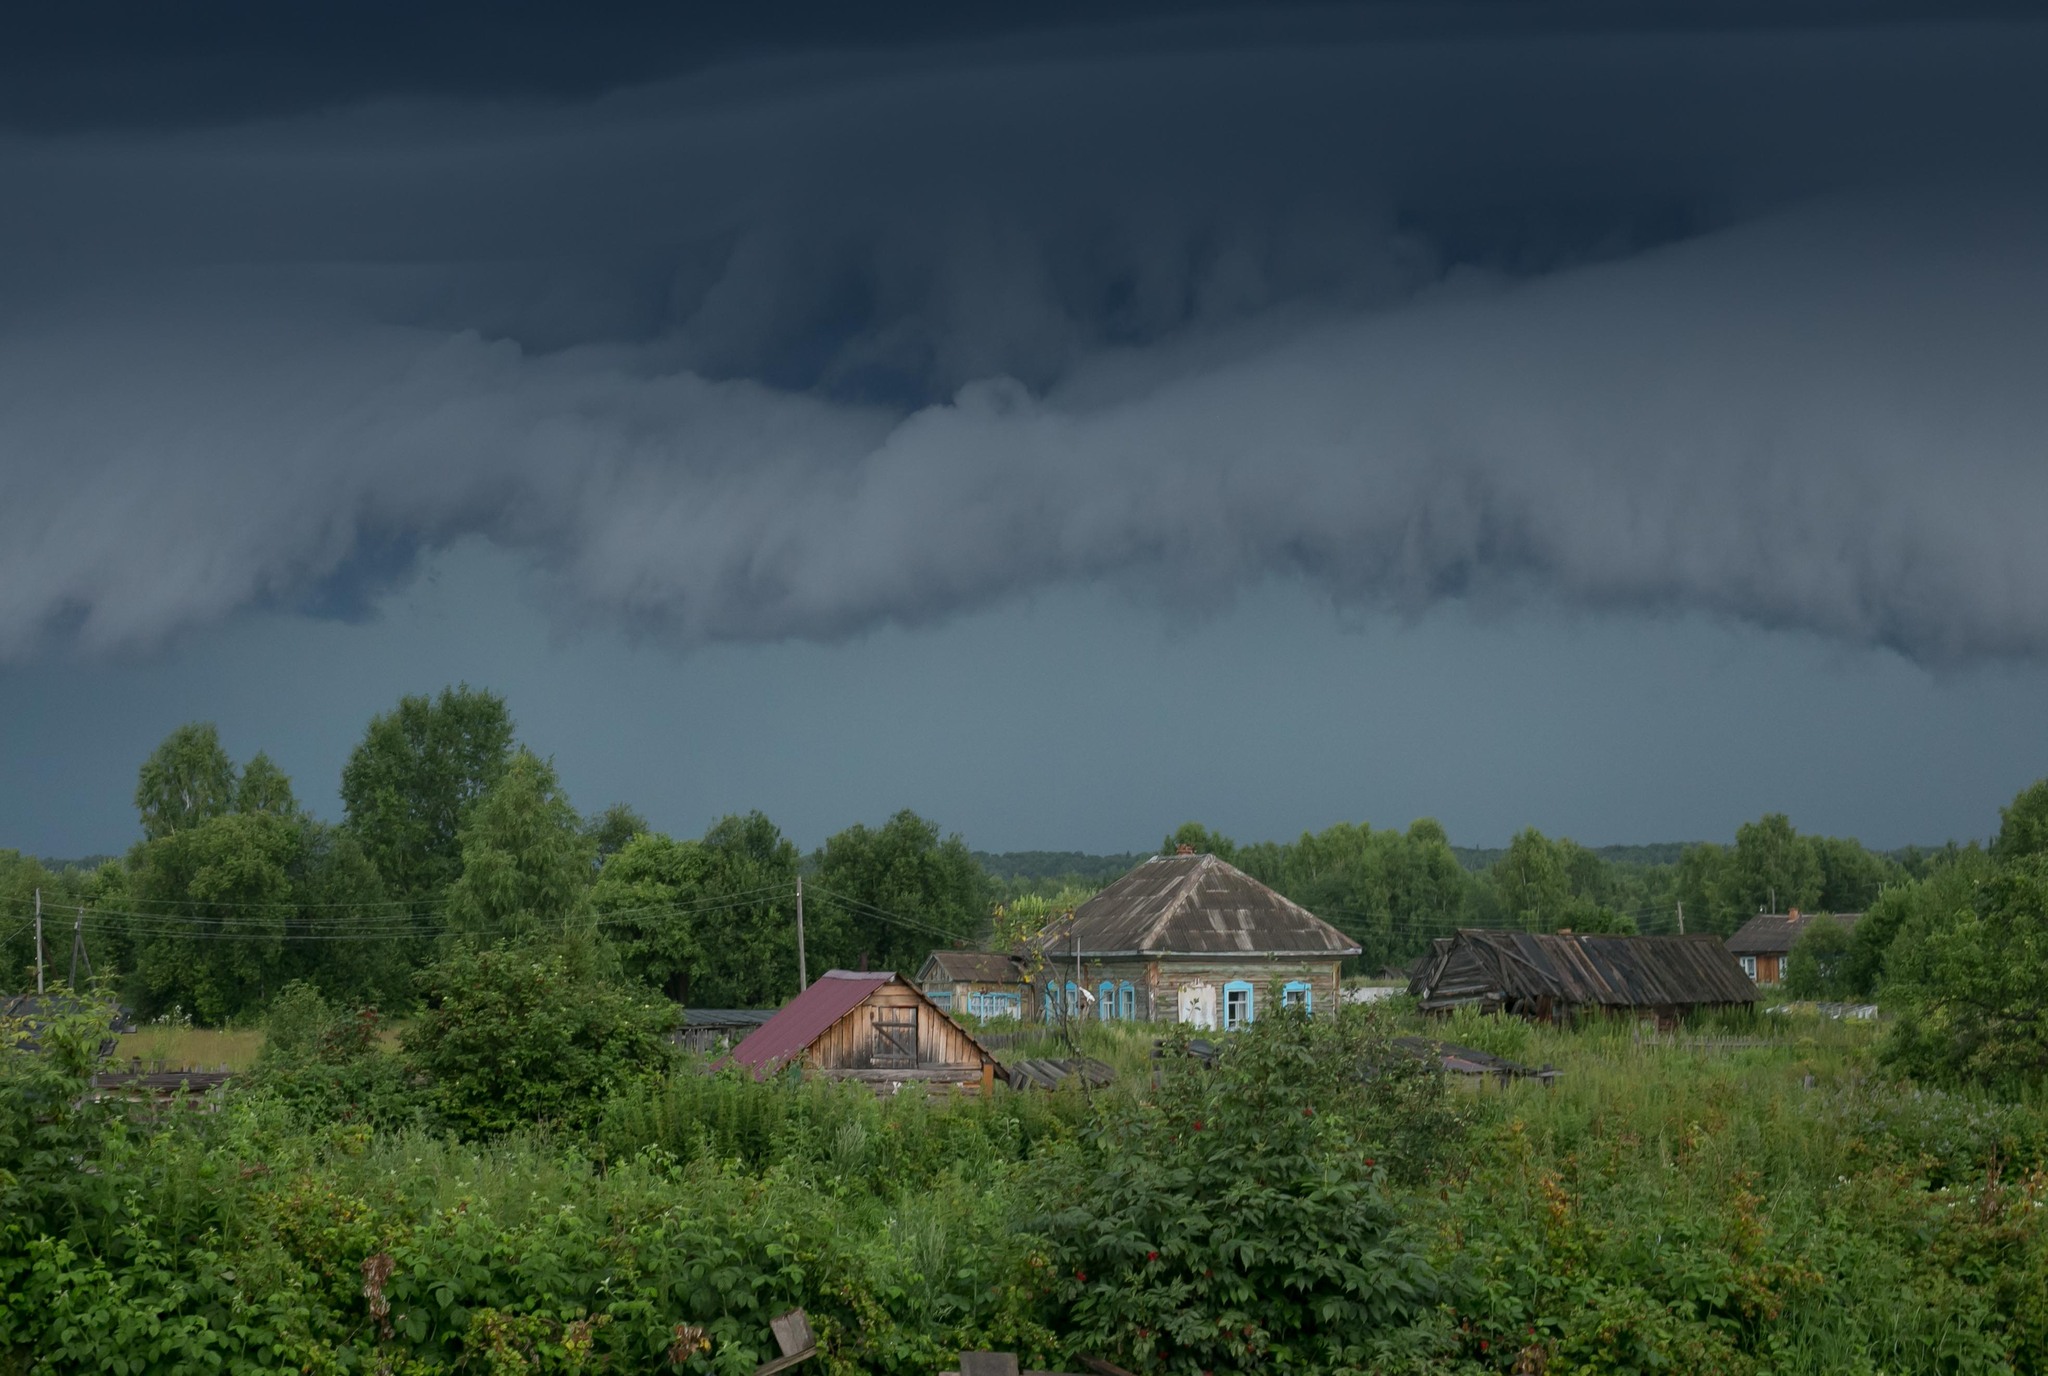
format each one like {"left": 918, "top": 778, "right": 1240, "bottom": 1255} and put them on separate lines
{"left": 1037, "top": 853, "right": 1360, "bottom": 959}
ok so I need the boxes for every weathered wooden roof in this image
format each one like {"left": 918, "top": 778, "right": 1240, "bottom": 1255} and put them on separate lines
{"left": 1725, "top": 911, "right": 1861, "bottom": 955}
{"left": 918, "top": 951, "right": 1026, "bottom": 984}
{"left": 1038, "top": 853, "right": 1360, "bottom": 959}
{"left": 1414, "top": 929, "right": 1757, "bottom": 1010}
{"left": 677, "top": 1008, "right": 776, "bottom": 1029}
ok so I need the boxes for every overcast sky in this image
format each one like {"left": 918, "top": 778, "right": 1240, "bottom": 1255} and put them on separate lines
{"left": 4, "top": 1, "right": 2046, "bottom": 859}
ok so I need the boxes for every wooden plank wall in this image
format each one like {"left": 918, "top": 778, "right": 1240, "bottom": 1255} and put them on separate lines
{"left": 1036, "top": 958, "right": 1344, "bottom": 1023}
{"left": 805, "top": 983, "right": 993, "bottom": 1074}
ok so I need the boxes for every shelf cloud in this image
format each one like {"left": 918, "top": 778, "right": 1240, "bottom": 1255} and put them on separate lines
{"left": 2, "top": 13, "right": 2044, "bottom": 664}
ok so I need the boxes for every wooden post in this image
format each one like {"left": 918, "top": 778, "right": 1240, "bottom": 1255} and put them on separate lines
{"left": 34, "top": 888, "right": 43, "bottom": 994}
{"left": 795, "top": 875, "right": 807, "bottom": 991}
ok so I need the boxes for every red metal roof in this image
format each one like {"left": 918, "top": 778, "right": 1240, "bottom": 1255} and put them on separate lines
{"left": 725, "top": 970, "right": 896, "bottom": 1077}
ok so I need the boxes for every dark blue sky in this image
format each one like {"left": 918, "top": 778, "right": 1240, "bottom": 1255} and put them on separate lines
{"left": 2, "top": 3, "right": 2045, "bottom": 858}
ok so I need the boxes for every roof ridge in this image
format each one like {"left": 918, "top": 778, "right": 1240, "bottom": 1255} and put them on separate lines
{"left": 1138, "top": 852, "right": 1215, "bottom": 950}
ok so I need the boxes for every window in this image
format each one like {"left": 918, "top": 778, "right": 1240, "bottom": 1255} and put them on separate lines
{"left": 1098, "top": 981, "right": 1116, "bottom": 1020}
{"left": 927, "top": 989, "right": 953, "bottom": 1010}
{"left": 1041, "top": 988, "right": 1056, "bottom": 1022}
{"left": 1118, "top": 981, "right": 1136, "bottom": 1021}
{"left": 1065, "top": 981, "right": 1079, "bottom": 1018}
{"left": 1223, "top": 980, "right": 1254, "bottom": 1031}
{"left": 991, "top": 993, "right": 1021, "bottom": 1020}
{"left": 1282, "top": 980, "right": 1312, "bottom": 1013}
{"left": 1739, "top": 955, "right": 1758, "bottom": 981}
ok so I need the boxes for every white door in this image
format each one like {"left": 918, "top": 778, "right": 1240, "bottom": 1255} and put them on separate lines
{"left": 1178, "top": 982, "right": 1216, "bottom": 1030}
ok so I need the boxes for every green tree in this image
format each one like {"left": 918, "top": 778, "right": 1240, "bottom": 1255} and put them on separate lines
{"left": 1841, "top": 848, "right": 1992, "bottom": 998}
{"left": 1489, "top": 828, "right": 1574, "bottom": 931}
{"left": 590, "top": 813, "right": 801, "bottom": 1007}
{"left": 128, "top": 811, "right": 299, "bottom": 1022}
{"left": 443, "top": 750, "right": 594, "bottom": 942}
{"left": 1161, "top": 822, "right": 1237, "bottom": 862}
{"left": 340, "top": 685, "right": 515, "bottom": 902}
{"left": 134, "top": 723, "right": 238, "bottom": 841}
{"left": 0, "top": 851, "right": 58, "bottom": 992}
{"left": 1811, "top": 835, "right": 1894, "bottom": 914}
{"left": 1674, "top": 842, "right": 1736, "bottom": 935}
{"left": 1782, "top": 916, "right": 1856, "bottom": 999}
{"left": 1994, "top": 778, "right": 2048, "bottom": 863}
{"left": 234, "top": 751, "right": 301, "bottom": 820}
{"left": 811, "top": 811, "right": 993, "bottom": 975}
{"left": 1883, "top": 852, "right": 2048, "bottom": 1089}
{"left": 583, "top": 803, "right": 648, "bottom": 866}
{"left": 1721, "top": 813, "right": 1822, "bottom": 919}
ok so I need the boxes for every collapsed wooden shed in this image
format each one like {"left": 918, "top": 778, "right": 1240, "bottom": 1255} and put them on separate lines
{"left": 725, "top": 971, "right": 1001, "bottom": 1094}
{"left": 1409, "top": 929, "right": 1756, "bottom": 1029}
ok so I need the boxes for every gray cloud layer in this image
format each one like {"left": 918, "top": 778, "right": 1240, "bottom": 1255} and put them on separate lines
{"left": 2, "top": 17, "right": 2045, "bottom": 662}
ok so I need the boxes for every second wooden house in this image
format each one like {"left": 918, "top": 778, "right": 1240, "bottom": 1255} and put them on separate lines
{"left": 1027, "top": 848, "right": 1361, "bottom": 1029}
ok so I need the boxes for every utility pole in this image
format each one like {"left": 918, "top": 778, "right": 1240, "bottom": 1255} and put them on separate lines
{"left": 794, "top": 874, "right": 808, "bottom": 991}
{"left": 34, "top": 888, "right": 43, "bottom": 994}
{"left": 1677, "top": 900, "right": 1684, "bottom": 935}
{"left": 69, "top": 905, "right": 91, "bottom": 988}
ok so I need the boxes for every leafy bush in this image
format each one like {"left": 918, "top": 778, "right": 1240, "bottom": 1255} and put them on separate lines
{"left": 249, "top": 981, "right": 423, "bottom": 1131}
{"left": 405, "top": 938, "right": 674, "bottom": 1136}
{"left": 1029, "top": 1004, "right": 1465, "bottom": 1373}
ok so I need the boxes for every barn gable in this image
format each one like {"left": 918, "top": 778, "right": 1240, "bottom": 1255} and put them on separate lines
{"left": 726, "top": 971, "right": 1000, "bottom": 1091}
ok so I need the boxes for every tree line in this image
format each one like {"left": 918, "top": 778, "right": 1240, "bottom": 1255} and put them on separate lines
{"left": 0, "top": 686, "right": 990, "bottom": 1024}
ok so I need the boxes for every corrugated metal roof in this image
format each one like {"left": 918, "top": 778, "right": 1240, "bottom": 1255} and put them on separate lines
{"left": 1725, "top": 911, "right": 1861, "bottom": 955}
{"left": 1038, "top": 853, "right": 1360, "bottom": 959}
{"left": 918, "top": 951, "right": 1026, "bottom": 984}
{"left": 726, "top": 971, "right": 894, "bottom": 1075}
{"left": 1415, "top": 929, "right": 1757, "bottom": 1010}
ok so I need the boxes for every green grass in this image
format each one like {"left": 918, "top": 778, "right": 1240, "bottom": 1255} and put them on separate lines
{"left": 114, "top": 1025, "right": 266, "bottom": 1071}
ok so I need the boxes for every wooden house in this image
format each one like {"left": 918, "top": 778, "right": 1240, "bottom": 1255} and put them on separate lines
{"left": 725, "top": 970, "right": 1001, "bottom": 1094}
{"left": 1028, "top": 850, "right": 1360, "bottom": 1029}
{"left": 1409, "top": 928, "right": 1756, "bottom": 1029}
{"left": 915, "top": 950, "right": 1029, "bottom": 1020}
{"left": 1724, "top": 909, "right": 1860, "bottom": 986}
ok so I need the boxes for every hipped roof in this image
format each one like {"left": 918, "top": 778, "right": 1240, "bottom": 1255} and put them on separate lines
{"left": 1038, "top": 852, "right": 1360, "bottom": 959}
{"left": 1415, "top": 929, "right": 1757, "bottom": 1009}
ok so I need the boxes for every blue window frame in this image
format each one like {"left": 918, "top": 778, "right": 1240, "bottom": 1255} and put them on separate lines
{"left": 928, "top": 988, "right": 953, "bottom": 1010}
{"left": 1282, "top": 980, "right": 1312, "bottom": 1014}
{"left": 1097, "top": 980, "right": 1116, "bottom": 1020}
{"left": 1065, "top": 981, "right": 1079, "bottom": 1018}
{"left": 1118, "top": 981, "right": 1136, "bottom": 1020}
{"left": 1223, "top": 979, "right": 1255, "bottom": 1031}
{"left": 1041, "top": 987, "right": 1056, "bottom": 1022}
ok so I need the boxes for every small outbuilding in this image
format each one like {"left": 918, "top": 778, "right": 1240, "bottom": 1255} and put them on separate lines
{"left": 725, "top": 970, "right": 1001, "bottom": 1094}
{"left": 1725, "top": 909, "right": 1861, "bottom": 986}
{"left": 1409, "top": 929, "right": 1756, "bottom": 1029}
{"left": 915, "top": 950, "right": 1029, "bottom": 1020}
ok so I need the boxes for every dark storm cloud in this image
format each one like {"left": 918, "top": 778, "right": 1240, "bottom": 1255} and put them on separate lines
{"left": 0, "top": 13, "right": 2044, "bottom": 662}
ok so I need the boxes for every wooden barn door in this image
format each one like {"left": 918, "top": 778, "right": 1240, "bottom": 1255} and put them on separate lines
{"left": 871, "top": 1007, "right": 919, "bottom": 1069}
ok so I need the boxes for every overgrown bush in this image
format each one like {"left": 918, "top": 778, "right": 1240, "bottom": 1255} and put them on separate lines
{"left": 249, "top": 980, "right": 424, "bottom": 1130}
{"left": 1030, "top": 1004, "right": 1466, "bottom": 1373}
{"left": 405, "top": 938, "right": 674, "bottom": 1135}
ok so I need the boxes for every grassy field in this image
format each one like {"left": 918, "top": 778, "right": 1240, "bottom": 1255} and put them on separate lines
{"left": 113, "top": 1024, "right": 266, "bottom": 1071}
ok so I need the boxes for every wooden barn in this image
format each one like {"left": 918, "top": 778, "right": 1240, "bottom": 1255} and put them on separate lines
{"left": 1409, "top": 929, "right": 1756, "bottom": 1029}
{"left": 725, "top": 971, "right": 1001, "bottom": 1094}
{"left": 915, "top": 950, "right": 1029, "bottom": 1020}
{"left": 1029, "top": 849, "right": 1360, "bottom": 1029}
